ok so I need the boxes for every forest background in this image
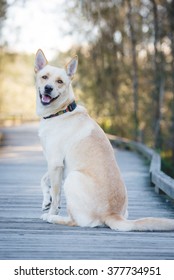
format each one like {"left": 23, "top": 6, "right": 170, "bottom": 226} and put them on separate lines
{"left": 0, "top": 0, "right": 174, "bottom": 177}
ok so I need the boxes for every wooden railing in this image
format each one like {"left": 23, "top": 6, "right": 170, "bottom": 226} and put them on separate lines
{"left": 0, "top": 114, "right": 39, "bottom": 126}
{"left": 0, "top": 132, "right": 3, "bottom": 145}
{"left": 108, "top": 135, "right": 174, "bottom": 200}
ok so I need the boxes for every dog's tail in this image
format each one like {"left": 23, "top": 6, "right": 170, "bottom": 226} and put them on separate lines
{"left": 105, "top": 214, "right": 174, "bottom": 231}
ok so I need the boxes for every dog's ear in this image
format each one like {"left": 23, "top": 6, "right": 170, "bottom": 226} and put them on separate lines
{"left": 65, "top": 55, "right": 78, "bottom": 78}
{"left": 35, "top": 49, "right": 48, "bottom": 73}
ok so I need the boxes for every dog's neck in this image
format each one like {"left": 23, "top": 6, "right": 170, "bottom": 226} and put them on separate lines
{"left": 43, "top": 100, "right": 77, "bottom": 119}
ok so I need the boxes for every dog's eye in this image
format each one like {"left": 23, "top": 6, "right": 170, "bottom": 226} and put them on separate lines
{"left": 57, "top": 79, "right": 63, "bottom": 84}
{"left": 42, "top": 75, "right": 48, "bottom": 80}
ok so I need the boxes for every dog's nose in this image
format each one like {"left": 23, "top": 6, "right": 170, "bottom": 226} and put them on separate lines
{"left": 44, "top": 85, "right": 53, "bottom": 94}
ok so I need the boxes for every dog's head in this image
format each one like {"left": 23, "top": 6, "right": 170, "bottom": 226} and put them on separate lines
{"left": 35, "top": 49, "right": 78, "bottom": 117}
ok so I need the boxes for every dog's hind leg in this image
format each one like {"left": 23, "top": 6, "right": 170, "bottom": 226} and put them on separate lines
{"left": 41, "top": 172, "right": 51, "bottom": 211}
{"left": 41, "top": 213, "right": 76, "bottom": 227}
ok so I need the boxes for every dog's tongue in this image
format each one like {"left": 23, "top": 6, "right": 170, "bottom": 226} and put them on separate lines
{"left": 42, "top": 95, "right": 52, "bottom": 103}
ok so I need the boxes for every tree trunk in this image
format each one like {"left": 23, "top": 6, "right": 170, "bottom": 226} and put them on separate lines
{"left": 166, "top": 0, "right": 174, "bottom": 164}
{"left": 126, "top": 0, "right": 139, "bottom": 141}
{"left": 151, "top": 0, "right": 164, "bottom": 149}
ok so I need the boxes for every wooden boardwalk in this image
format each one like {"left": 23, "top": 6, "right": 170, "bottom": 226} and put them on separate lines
{"left": 0, "top": 123, "right": 174, "bottom": 260}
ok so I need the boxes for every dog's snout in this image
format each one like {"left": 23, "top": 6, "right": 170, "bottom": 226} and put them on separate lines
{"left": 44, "top": 85, "right": 53, "bottom": 94}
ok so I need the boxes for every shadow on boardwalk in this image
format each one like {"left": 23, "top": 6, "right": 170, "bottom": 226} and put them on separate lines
{"left": 0, "top": 123, "right": 174, "bottom": 260}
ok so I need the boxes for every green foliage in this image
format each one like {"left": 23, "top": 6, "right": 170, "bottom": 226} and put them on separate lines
{"left": 161, "top": 155, "right": 174, "bottom": 179}
{"left": 0, "top": 50, "right": 37, "bottom": 123}
{"left": 58, "top": 0, "right": 174, "bottom": 171}
{"left": 0, "top": 0, "right": 7, "bottom": 21}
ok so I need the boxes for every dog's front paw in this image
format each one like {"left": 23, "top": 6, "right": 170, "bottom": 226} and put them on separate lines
{"left": 40, "top": 213, "right": 55, "bottom": 224}
{"left": 40, "top": 213, "right": 49, "bottom": 221}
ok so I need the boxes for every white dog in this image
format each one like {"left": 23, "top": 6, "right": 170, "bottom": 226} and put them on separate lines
{"left": 35, "top": 49, "right": 174, "bottom": 231}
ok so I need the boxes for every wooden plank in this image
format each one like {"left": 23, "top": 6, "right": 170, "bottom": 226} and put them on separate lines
{"left": 152, "top": 171, "right": 174, "bottom": 199}
{"left": 150, "top": 153, "right": 161, "bottom": 174}
{"left": 0, "top": 124, "right": 174, "bottom": 260}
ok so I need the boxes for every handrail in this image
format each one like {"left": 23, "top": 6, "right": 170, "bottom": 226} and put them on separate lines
{"left": 108, "top": 134, "right": 174, "bottom": 200}
{"left": 0, "top": 132, "right": 3, "bottom": 145}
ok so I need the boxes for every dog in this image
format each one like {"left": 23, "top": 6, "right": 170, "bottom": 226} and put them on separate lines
{"left": 35, "top": 49, "right": 174, "bottom": 231}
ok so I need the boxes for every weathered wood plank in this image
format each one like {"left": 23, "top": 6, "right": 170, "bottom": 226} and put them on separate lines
{"left": 0, "top": 123, "right": 174, "bottom": 260}
{"left": 152, "top": 171, "right": 174, "bottom": 198}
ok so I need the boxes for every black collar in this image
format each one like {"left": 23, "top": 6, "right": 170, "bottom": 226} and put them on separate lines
{"left": 43, "top": 101, "right": 77, "bottom": 119}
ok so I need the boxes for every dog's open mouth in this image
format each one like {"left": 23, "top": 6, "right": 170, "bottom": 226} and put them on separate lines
{"left": 40, "top": 93, "right": 60, "bottom": 106}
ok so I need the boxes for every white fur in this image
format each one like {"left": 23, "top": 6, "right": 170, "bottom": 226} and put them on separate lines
{"left": 35, "top": 50, "right": 174, "bottom": 231}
